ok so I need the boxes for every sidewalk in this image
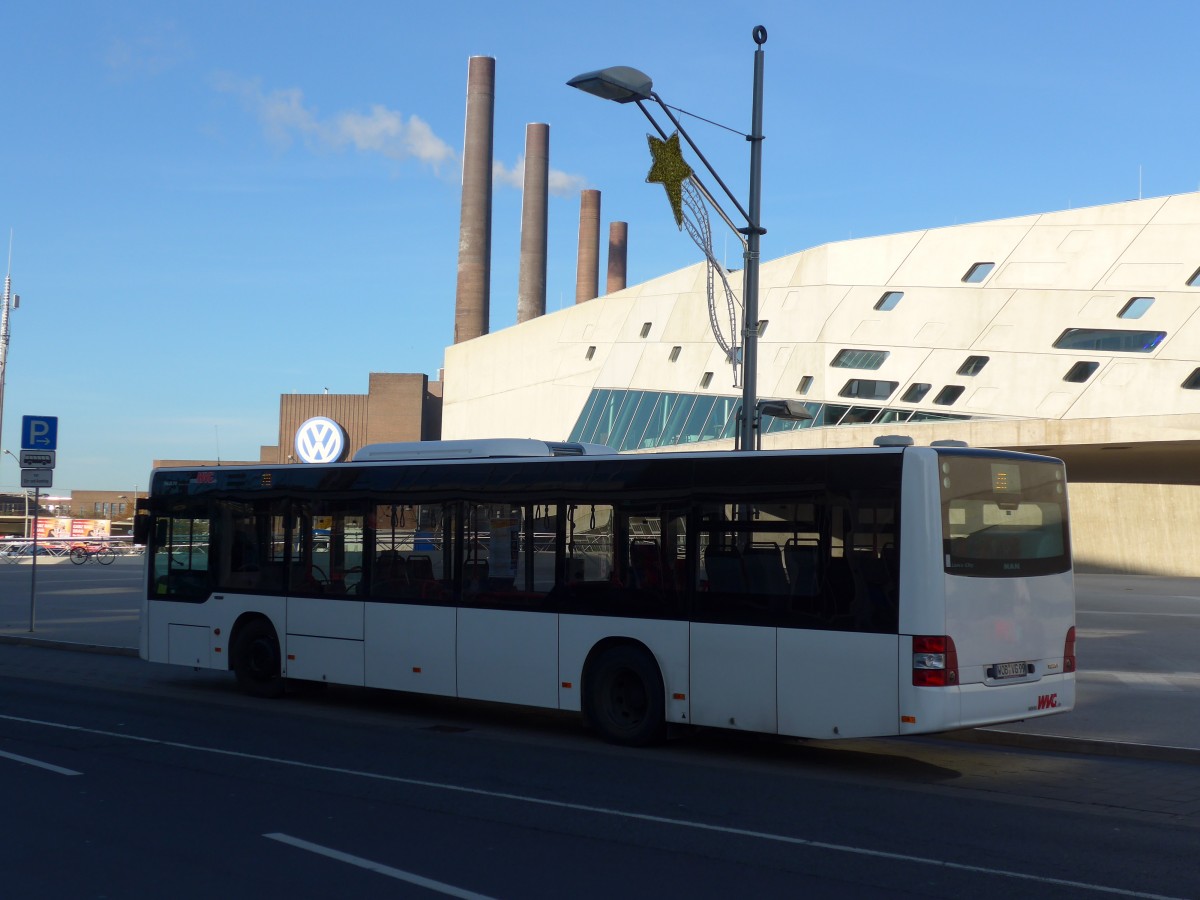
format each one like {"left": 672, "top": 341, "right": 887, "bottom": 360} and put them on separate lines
{"left": 2, "top": 566, "right": 1198, "bottom": 763}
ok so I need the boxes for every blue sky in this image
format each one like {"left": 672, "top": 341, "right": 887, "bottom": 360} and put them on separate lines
{"left": 3, "top": 0, "right": 1199, "bottom": 494}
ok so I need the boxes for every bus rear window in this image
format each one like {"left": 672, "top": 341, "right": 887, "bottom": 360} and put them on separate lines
{"left": 940, "top": 455, "right": 1070, "bottom": 577}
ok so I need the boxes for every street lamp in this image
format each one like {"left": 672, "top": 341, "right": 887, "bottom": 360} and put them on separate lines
{"left": 569, "top": 25, "right": 768, "bottom": 451}
{"left": 755, "top": 399, "right": 813, "bottom": 451}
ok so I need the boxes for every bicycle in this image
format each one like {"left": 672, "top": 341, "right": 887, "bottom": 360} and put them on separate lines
{"left": 70, "top": 544, "right": 116, "bottom": 566}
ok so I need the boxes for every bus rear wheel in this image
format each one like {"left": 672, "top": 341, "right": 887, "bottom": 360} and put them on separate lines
{"left": 585, "top": 645, "right": 666, "bottom": 747}
{"left": 232, "top": 618, "right": 285, "bottom": 699}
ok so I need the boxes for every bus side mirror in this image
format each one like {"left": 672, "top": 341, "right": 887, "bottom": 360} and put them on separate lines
{"left": 133, "top": 499, "right": 151, "bottom": 545}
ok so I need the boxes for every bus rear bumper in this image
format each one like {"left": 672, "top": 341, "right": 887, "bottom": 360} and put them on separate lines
{"left": 899, "top": 672, "right": 1075, "bottom": 735}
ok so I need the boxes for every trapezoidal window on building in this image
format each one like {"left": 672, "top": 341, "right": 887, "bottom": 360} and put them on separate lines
{"left": 1183, "top": 368, "right": 1200, "bottom": 390}
{"left": 831, "top": 348, "right": 890, "bottom": 369}
{"left": 957, "top": 355, "right": 989, "bottom": 376}
{"left": 796, "top": 375, "right": 814, "bottom": 395}
{"left": 839, "top": 379, "right": 898, "bottom": 401}
{"left": 1118, "top": 297, "right": 1154, "bottom": 319}
{"left": 585, "top": 346, "right": 596, "bottom": 360}
{"left": 699, "top": 372, "right": 714, "bottom": 388}
{"left": 962, "top": 262, "right": 995, "bottom": 283}
{"left": 669, "top": 346, "right": 682, "bottom": 362}
{"left": 933, "top": 385, "right": 965, "bottom": 405}
{"left": 874, "top": 291, "right": 903, "bottom": 311}
{"left": 1053, "top": 328, "right": 1166, "bottom": 353}
{"left": 1063, "top": 361, "right": 1099, "bottom": 383}
{"left": 900, "top": 383, "right": 931, "bottom": 403}
{"left": 1188, "top": 267, "right": 1200, "bottom": 287}
{"left": 639, "top": 322, "right": 652, "bottom": 338}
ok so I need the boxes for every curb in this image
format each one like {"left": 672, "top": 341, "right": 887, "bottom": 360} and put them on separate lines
{"left": 942, "top": 726, "right": 1200, "bottom": 766}
{"left": 0, "top": 634, "right": 138, "bottom": 658}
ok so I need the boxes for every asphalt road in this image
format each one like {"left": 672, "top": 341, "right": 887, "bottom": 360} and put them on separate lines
{"left": 0, "top": 563, "right": 1198, "bottom": 896}
{"left": 2, "top": 648, "right": 1198, "bottom": 899}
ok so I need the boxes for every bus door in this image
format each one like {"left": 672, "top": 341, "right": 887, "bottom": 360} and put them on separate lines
{"left": 690, "top": 503, "right": 779, "bottom": 734}
{"left": 456, "top": 502, "right": 560, "bottom": 708}
{"left": 284, "top": 501, "right": 366, "bottom": 686}
{"left": 364, "top": 502, "right": 458, "bottom": 696}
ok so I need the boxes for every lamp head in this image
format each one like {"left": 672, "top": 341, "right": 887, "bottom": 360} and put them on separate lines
{"left": 757, "top": 399, "right": 813, "bottom": 421}
{"left": 567, "top": 66, "right": 653, "bottom": 103}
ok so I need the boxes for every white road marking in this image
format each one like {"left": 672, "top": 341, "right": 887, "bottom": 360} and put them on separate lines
{"left": 265, "top": 833, "right": 497, "bottom": 899}
{"left": 1083, "top": 671, "right": 1198, "bottom": 691}
{"left": 1078, "top": 609, "right": 1200, "bottom": 618}
{"left": 0, "top": 712, "right": 1186, "bottom": 900}
{"left": 0, "top": 748, "right": 82, "bottom": 776}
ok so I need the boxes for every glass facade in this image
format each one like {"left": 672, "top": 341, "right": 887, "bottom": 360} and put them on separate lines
{"left": 569, "top": 389, "right": 969, "bottom": 450}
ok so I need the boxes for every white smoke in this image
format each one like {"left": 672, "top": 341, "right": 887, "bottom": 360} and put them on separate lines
{"left": 215, "top": 74, "right": 456, "bottom": 171}
{"left": 494, "top": 155, "right": 589, "bottom": 197}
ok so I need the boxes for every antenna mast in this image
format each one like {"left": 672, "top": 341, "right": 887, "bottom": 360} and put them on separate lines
{"left": 0, "top": 231, "right": 14, "bottom": 458}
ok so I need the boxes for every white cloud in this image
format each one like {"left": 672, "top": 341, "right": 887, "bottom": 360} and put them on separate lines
{"left": 548, "top": 169, "right": 589, "bottom": 197}
{"left": 493, "top": 157, "right": 525, "bottom": 190}
{"left": 214, "top": 75, "right": 455, "bottom": 171}
{"left": 105, "top": 24, "right": 190, "bottom": 79}
{"left": 215, "top": 74, "right": 590, "bottom": 190}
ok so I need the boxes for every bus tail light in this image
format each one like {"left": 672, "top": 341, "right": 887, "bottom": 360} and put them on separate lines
{"left": 912, "top": 635, "right": 958, "bottom": 687}
{"left": 1063, "top": 626, "right": 1076, "bottom": 673}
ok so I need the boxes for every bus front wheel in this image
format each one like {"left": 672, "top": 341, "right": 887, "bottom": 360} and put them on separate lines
{"left": 585, "top": 645, "right": 666, "bottom": 747}
{"left": 232, "top": 618, "right": 285, "bottom": 699}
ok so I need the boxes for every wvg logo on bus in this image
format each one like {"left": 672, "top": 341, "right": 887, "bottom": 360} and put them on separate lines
{"left": 294, "top": 417, "right": 347, "bottom": 464}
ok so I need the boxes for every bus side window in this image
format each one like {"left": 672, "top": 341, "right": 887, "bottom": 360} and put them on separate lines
{"left": 743, "top": 543, "right": 788, "bottom": 596}
{"left": 702, "top": 542, "right": 744, "bottom": 594}
{"left": 461, "top": 503, "right": 559, "bottom": 608}
{"left": 213, "top": 499, "right": 285, "bottom": 594}
{"left": 564, "top": 504, "right": 613, "bottom": 586}
{"left": 827, "top": 494, "right": 900, "bottom": 634}
{"left": 783, "top": 540, "right": 819, "bottom": 598}
{"left": 615, "top": 506, "right": 686, "bottom": 614}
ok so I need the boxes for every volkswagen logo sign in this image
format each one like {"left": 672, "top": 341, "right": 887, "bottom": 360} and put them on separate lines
{"left": 294, "top": 416, "right": 347, "bottom": 464}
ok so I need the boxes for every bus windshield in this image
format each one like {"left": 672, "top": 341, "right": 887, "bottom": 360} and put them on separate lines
{"left": 940, "top": 453, "right": 1070, "bottom": 577}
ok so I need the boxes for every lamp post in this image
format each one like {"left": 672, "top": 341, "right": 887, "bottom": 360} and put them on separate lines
{"left": 0, "top": 233, "right": 19, "bottom": 459}
{"left": 569, "top": 26, "right": 768, "bottom": 451}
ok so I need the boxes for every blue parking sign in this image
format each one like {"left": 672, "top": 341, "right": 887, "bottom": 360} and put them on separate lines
{"left": 21, "top": 416, "right": 58, "bottom": 450}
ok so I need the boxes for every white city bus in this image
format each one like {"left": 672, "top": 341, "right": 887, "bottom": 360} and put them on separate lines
{"left": 137, "top": 437, "right": 1075, "bottom": 745}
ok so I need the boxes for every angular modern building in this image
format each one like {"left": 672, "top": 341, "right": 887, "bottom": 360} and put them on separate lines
{"left": 442, "top": 192, "right": 1200, "bottom": 576}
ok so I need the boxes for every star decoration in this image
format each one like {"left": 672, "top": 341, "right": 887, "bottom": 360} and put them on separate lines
{"left": 646, "top": 131, "right": 693, "bottom": 229}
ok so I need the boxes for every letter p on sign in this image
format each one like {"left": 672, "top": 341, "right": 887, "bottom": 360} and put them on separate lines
{"left": 21, "top": 416, "right": 58, "bottom": 451}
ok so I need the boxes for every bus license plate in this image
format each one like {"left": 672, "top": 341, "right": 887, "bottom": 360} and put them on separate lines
{"left": 994, "top": 661, "right": 1027, "bottom": 679}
